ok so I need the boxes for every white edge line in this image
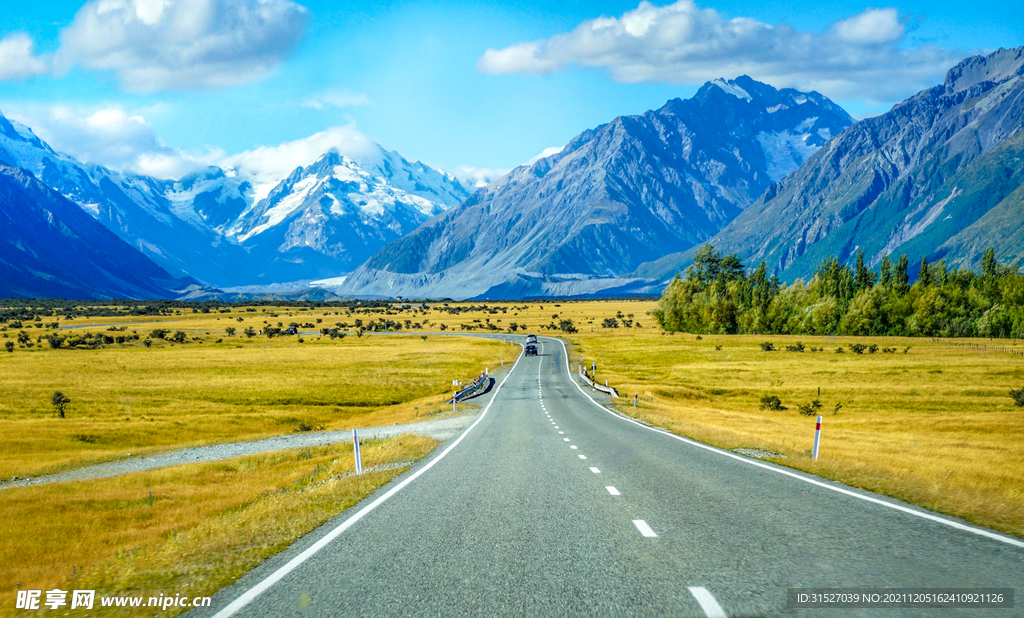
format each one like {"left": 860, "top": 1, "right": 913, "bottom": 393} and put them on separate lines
{"left": 688, "top": 586, "right": 727, "bottom": 618}
{"left": 553, "top": 337, "right": 1024, "bottom": 550}
{"left": 212, "top": 341, "right": 528, "bottom": 618}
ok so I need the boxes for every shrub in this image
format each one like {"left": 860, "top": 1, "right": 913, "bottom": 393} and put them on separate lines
{"left": 759, "top": 395, "right": 785, "bottom": 411}
{"left": 46, "top": 334, "right": 65, "bottom": 349}
{"left": 142, "top": 339, "right": 152, "bottom": 348}
{"left": 225, "top": 327, "right": 236, "bottom": 336}
{"left": 798, "top": 400, "right": 823, "bottom": 416}
{"left": 150, "top": 328, "right": 168, "bottom": 339}
{"left": 785, "top": 342, "right": 805, "bottom": 352}
{"left": 759, "top": 342, "right": 775, "bottom": 352}
{"left": 868, "top": 344, "right": 879, "bottom": 353}
{"left": 835, "top": 347, "right": 844, "bottom": 353}
{"left": 849, "top": 343, "right": 866, "bottom": 354}
{"left": 4, "top": 341, "right": 13, "bottom": 353}
{"left": 714, "top": 345, "right": 722, "bottom": 351}
{"left": 602, "top": 318, "right": 619, "bottom": 328}
{"left": 171, "top": 331, "right": 188, "bottom": 344}
{"left": 1010, "top": 387, "right": 1024, "bottom": 407}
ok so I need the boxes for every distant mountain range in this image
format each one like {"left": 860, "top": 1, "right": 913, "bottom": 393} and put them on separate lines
{"left": 0, "top": 113, "right": 468, "bottom": 297}
{"left": 638, "top": 47, "right": 1024, "bottom": 282}
{"left": 5, "top": 47, "right": 1024, "bottom": 301}
{"left": 339, "top": 76, "right": 853, "bottom": 299}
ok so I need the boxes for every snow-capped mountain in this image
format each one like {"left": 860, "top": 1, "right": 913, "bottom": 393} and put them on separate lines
{"left": 652, "top": 47, "right": 1024, "bottom": 281}
{"left": 0, "top": 112, "right": 468, "bottom": 289}
{"left": 339, "top": 77, "right": 852, "bottom": 299}
{"left": 224, "top": 149, "right": 463, "bottom": 283}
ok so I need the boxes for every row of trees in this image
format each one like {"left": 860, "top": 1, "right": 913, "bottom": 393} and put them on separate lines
{"left": 652, "top": 245, "right": 1024, "bottom": 338}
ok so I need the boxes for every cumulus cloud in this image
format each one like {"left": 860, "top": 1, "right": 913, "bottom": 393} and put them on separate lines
{"left": 301, "top": 91, "right": 372, "bottom": 110}
{"left": 477, "top": 0, "right": 965, "bottom": 101}
{"left": 0, "top": 33, "right": 49, "bottom": 80}
{"left": 5, "top": 104, "right": 218, "bottom": 178}
{"left": 0, "top": 0, "right": 308, "bottom": 91}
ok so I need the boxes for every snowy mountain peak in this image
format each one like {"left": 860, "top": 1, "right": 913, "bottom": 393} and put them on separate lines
{"left": 711, "top": 78, "right": 753, "bottom": 101}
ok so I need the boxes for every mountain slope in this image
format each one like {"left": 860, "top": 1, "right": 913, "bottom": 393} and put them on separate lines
{"left": 340, "top": 77, "right": 853, "bottom": 299}
{"left": 645, "top": 47, "right": 1024, "bottom": 281}
{"left": 0, "top": 164, "right": 192, "bottom": 299}
{"left": 0, "top": 113, "right": 468, "bottom": 289}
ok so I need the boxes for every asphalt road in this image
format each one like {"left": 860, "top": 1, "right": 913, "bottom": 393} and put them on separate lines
{"left": 190, "top": 335, "right": 1023, "bottom": 618}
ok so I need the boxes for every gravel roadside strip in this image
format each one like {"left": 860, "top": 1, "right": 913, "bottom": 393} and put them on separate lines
{"left": 1, "top": 414, "right": 478, "bottom": 490}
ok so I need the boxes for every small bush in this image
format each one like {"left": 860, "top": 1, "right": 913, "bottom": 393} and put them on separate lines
{"left": 142, "top": 339, "right": 152, "bottom": 348}
{"left": 5, "top": 341, "right": 13, "bottom": 353}
{"left": 785, "top": 342, "right": 805, "bottom": 352}
{"left": 798, "top": 400, "right": 823, "bottom": 416}
{"left": 759, "top": 342, "right": 775, "bottom": 352}
{"left": 1010, "top": 388, "right": 1024, "bottom": 407}
{"left": 150, "top": 328, "right": 168, "bottom": 339}
{"left": 714, "top": 345, "right": 722, "bottom": 351}
{"left": 695, "top": 335, "right": 702, "bottom": 341}
{"left": 835, "top": 347, "right": 844, "bottom": 353}
{"left": 171, "top": 331, "right": 188, "bottom": 344}
{"left": 868, "top": 344, "right": 879, "bottom": 354}
{"left": 849, "top": 343, "right": 866, "bottom": 354}
{"left": 759, "top": 395, "right": 785, "bottom": 411}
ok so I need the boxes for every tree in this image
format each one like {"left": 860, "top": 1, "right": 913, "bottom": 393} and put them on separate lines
{"left": 4, "top": 341, "right": 13, "bottom": 353}
{"left": 918, "top": 256, "right": 932, "bottom": 286}
{"left": 225, "top": 327, "right": 236, "bottom": 336}
{"left": 51, "top": 391, "right": 71, "bottom": 418}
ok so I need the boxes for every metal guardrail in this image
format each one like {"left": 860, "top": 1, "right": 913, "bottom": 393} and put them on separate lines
{"left": 579, "top": 366, "right": 619, "bottom": 398}
{"left": 450, "top": 373, "right": 489, "bottom": 403}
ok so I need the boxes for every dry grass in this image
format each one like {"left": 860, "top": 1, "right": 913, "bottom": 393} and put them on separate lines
{"left": 0, "top": 327, "right": 507, "bottom": 479}
{"left": 569, "top": 329, "right": 1024, "bottom": 539}
{"left": 0, "top": 434, "right": 437, "bottom": 617}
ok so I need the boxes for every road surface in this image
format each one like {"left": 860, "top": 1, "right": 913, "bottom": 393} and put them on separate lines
{"left": 189, "top": 335, "right": 1023, "bottom": 617}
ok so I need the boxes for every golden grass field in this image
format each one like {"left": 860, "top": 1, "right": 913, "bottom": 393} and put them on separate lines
{"left": 2, "top": 298, "right": 1023, "bottom": 614}
{"left": 0, "top": 313, "right": 512, "bottom": 479}
{"left": 0, "top": 435, "right": 437, "bottom": 617}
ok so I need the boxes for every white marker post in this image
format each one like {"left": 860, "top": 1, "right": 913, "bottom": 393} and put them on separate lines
{"left": 812, "top": 415, "right": 822, "bottom": 460}
{"left": 352, "top": 429, "right": 363, "bottom": 474}
{"left": 452, "top": 379, "right": 458, "bottom": 414}
{"left": 634, "top": 392, "right": 638, "bottom": 408}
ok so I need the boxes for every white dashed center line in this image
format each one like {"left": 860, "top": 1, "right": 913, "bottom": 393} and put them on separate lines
{"left": 605, "top": 486, "right": 620, "bottom": 496}
{"left": 589, "top": 467, "right": 601, "bottom": 474}
{"left": 570, "top": 445, "right": 578, "bottom": 450}
{"left": 688, "top": 587, "right": 728, "bottom": 617}
{"left": 578, "top": 454, "right": 586, "bottom": 459}
{"left": 632, "top": 520, "right": 657, "bottom": 537}
{"left": 563, "top": 438, "right": 570, "bottom": 442}
{"left": 558, "top": 431, "right": 564, "bottom": 434}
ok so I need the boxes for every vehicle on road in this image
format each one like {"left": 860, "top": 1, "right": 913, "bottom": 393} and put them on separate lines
{"left": 524, "top": 344, "right": 538, "bottom": 356}
{"left": 525, "top": 334, "right": 537, "bottom": 344}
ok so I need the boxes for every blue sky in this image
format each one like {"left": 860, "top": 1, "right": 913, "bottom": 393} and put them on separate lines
{"left": 0, "top": 0, "right": 1021, "bottom": 185}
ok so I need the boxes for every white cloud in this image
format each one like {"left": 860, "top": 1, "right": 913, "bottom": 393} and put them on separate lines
{"left": 0, "top": 33, "right": 49, "bottom": 80}
{"left": 301, "top": 91, "right": 372, "bottom": 110}
{"left": 477, "top": 0, "right": 965, "bottom": 101}
{"left": 527, "top": 145, "right": 565, "bottom": 165}
{"left": 833, "top": 8, "right": 904, "bottom": 45}
{"left": 44, "top": 0, "right": 307, "bottom": 92}
{"left": 5, "top": 104, "right": 218, "bottom": 178}
{"left": 219, "top": 124, "right": 381, "bottom": 193}
{"left": 450, "top": 165, "right": 509, "bottom": 189}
